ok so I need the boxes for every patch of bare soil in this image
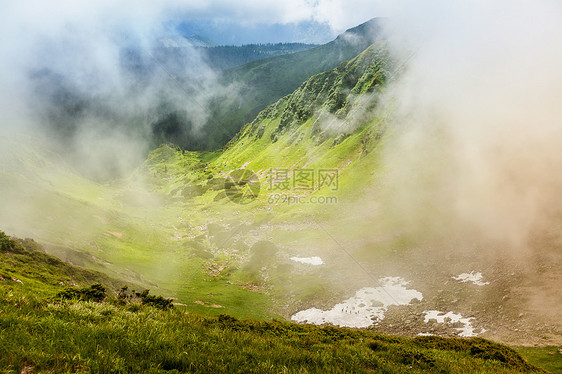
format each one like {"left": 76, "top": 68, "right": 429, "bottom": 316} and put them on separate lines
{"left": 283, "top": 235, "right": 561, "bottom": 346}
{"left": 193, "top": 300, "right": 224, "bottom": 308}
{"left": 104, "top": 231, "right": 123, "bottom": 238}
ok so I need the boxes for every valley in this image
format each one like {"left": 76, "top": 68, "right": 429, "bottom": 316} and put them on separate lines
{"left": 1, "top": 42, "right": 559, "bottom": 350}
{"left": 1, "top": 7, "right": 561, "bottom": 372}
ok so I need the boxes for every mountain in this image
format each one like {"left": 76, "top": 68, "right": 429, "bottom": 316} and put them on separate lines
{"left": 143, "top": 41, "right": 392, "bottom": 210}
{"left": 184, "top": 34, "right": 216, "bottom": 47}
{"left": 2, "top": 30, "right": 560, "bottom": 372}
{"left": 173, "top": 19, "right": 335, "bottom": 45}
{"left": 7, "top": 40, "right": 562, "bottom": 347}
{"left": 196, "top": 18, "right": 387, "bottom": 150}
{"left": 198, "top": 43, "right": 318, "bottom": 71}
{"left": 29, "top": 39, "right": 319, "bottom": 166}
{"left": 141, "top": 41, "right": 561, "bottom": 353}
{"left": 0, "top": 34, "right": 394, "bottom": 323}
{"left": 28, "top": 18, "right": 385, "bottom": 159}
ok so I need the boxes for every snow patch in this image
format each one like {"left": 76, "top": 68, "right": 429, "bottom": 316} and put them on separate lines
{"left": 291, "top": 277, "right": 422, "bottom": 328}
{"left": 423, "top": 310, "right": 486, "bottom": 337}
{"left": 290, "top": 256, "right": 324, "bottom": 266}
{"left": 453, "top": 271, "right": 489, "bottom": 286}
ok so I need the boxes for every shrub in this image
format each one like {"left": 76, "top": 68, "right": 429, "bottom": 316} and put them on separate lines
{"left": 469, "top": 338, "right": 534, "bottom": 370}
{"left": 56, "top": 283, "right": 106, "bottom": 302}
{"left": 0, "top": 231, "right": 26, "bottom": 254}
{"left": 134, "top": 289, "right": 174, "bottom": 310}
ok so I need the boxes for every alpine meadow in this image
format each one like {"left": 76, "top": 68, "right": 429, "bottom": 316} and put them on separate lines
{"left": 0, "top": 1, "right": 561, "bottom": 373}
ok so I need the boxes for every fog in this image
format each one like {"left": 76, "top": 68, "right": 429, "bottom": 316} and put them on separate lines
{"left": 0, "top": 1, "right": 382, "bottom": 180}
{"left": 2, "top": 0, "right": 560, "bottom": 259}
{"left": 0, "top": 1, "right": 560, "bottom": 345}
{"left": 378, "top": 0, "right": 562, "bottom": 252}
{"left": 0, "top": 1, "right": 242, "bottom": 180}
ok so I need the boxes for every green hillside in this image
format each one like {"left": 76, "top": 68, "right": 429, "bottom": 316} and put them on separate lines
{"left": 0, "top": 234, "right": 548, "bottom": 373}
{"left": 199, "top": 18, "right": 386, "bottom": 149}
{"left": 149, "top": 41, "right": 390, "bottom": 194}
{"left": 199, "top": 43, "right": 318, "bottom": 71}
{"left": 0, "top": 231, "right": 128, "bottom": 297}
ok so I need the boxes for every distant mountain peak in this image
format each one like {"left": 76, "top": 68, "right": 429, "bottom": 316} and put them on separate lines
{"left": 335, "top": 18, "right": 386, "bottom": 45}
{"left": 156, "top": 33, "right": 216, "bottom": 48}
{"left": 184, "top": 34, "right": 216, "bottom": 47}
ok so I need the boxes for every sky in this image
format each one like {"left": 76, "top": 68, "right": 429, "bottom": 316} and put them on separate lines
{"left": 163, "top": 0, "right": 387, "bottom": 38}
{"left": 1, "top": 0, "right": 385, "bottom": 45}
{"left": 167, "top": 0, "right": 389, "bottom": 44}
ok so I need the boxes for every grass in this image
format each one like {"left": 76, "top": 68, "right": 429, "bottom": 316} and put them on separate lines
{"left": 514, "top": 347, "right": 562, "bottom": 374}
{"left": 0, "top": 200, "right": 555, "bottom": 373}
{"left": 0, "top": 283, "right": 549, "bottom": 373}
{"left": 0, "top": 232, "right": 130, "bottom": 298}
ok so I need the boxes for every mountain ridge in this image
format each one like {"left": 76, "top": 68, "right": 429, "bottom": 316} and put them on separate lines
{"left": 176, "top": 18, "right": 388, "bottom": 150}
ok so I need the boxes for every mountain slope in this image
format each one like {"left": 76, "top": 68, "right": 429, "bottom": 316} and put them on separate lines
{"left": 142, "top": 40, "right": 562, "bottom": 351}
{"left": 28, "top": 18, "right": 385, "bottom": 160}
{"left": 0, "top": 233, "right": 547, "bottom": 373}
{"left": 198, "top": 43, "right": 318, "bottom": 71}
{"left": 199, "top": 18, "right": 387, "bottom": 149}
{"left": 0, "top": 231, "right": 131, "bottom": 297}
{"left": 3, "top": 37, "right": 560, "bottom": 354}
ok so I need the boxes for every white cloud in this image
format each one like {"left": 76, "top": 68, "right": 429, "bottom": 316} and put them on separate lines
{"left": 380, "top": 0, "right": 562, "bottom": 249}
{"left": 0, "top": 0, "right": 388, "bottom": 138}
{"left": 2, "top": 0, "right": 387, "bottom": 37}
{"left": 311, "top": 0, "right": 391, "bottom": 31}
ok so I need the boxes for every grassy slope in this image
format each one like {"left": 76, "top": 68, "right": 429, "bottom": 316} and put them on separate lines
{"left": 153, "top": 42, "right": 391, "bottom": 208}
{"left": 137, "top": 43, "right": 392, "bottom": 312}
{"left": 0, "top": 136, "right": 274, "bottom": 320}
{"left": 199, "top": 43, "right": 318, "bottom": 71}
{"left": 0, "top": 231, "right": 129, "bottom": 298}
{"left": 0, "top": 234, "right": 548, "bottom": 373}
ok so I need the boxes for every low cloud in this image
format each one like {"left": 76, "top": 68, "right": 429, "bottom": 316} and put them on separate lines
{"left": 0, "top": 1, "right": 245, "bottom": 179}
{"left": 0, "top": 1, "right": 385, "bottom": 179}
{"left": 379, "top": 0, "right": 562, "bottom": 250}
